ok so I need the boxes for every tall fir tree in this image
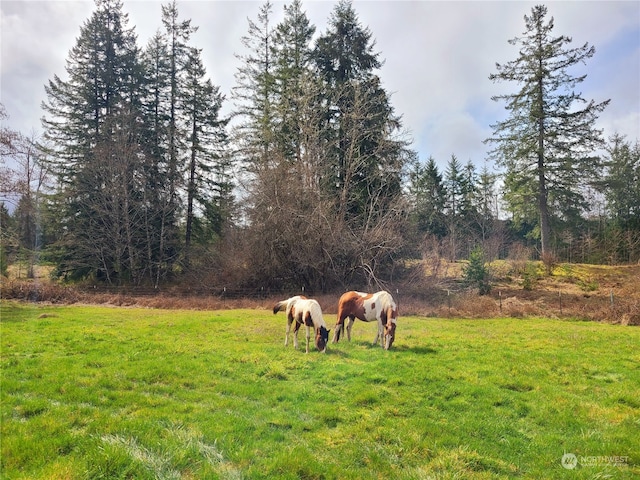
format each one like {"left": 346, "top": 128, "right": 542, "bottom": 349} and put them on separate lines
{"left": 311, "top": 0, "right": 411, "bottom": 286}
{"left": 161, "top": 0, "right": 197, "bottom": 205}
{"left": 314, "top": 0, "right": 406, "bottom": 224}
{"left": 141, "top": 32, "right": 171, "bottom": 171}
{"left": 487, "top": 4, "right": 609, "bottom": 256}
{"left": 460, "top": 160, "right": 479, "bottom": 221}
{"left": 475, "top": 163, "right": 500, "bottom": 243}
{"left": 443, "top": 154, "right": 468, "bottom": 259}
{"left": 601, "top": 134, "right": 640, "bottom": 230}
{"left": 42, "top": 0, "right": 140, "bottom": 170}
{"left": 233, "top": 0, "right": 277, "bottom": 172}
{"left": 444, "top": 154, "right": 464, "bottom": 218}
{"left": 182, "top": 46, "right": 229, "bottom": 251}
{"left": 408, "top": 155, "right": 447, "bottom": 238}
{"left": 140, "top": 31, "right": 177, "bottom": 284}
{"left": 272, "top": 0, "right": 315, "bottom": 164}
{"left": 42, "top": 0, "right": 148, "bottom": 282}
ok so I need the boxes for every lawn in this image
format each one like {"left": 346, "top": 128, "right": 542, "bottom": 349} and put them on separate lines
{"left": 1, "top": 302, "right": 638, "bottom": 479}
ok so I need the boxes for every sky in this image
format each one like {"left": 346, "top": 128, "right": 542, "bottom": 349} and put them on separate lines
{"left": 1, "top": 0, "right": 639, "bottom": 173}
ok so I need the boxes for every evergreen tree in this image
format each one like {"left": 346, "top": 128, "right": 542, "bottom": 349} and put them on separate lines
{"left": 233, "top": 1, "right": 302, "bottom": 289}
{"left": 487, "top": 4, "right": 609, "bottom": 256}
{"left": 42, "top": 0, "right": 140, "bottom": 169}
{"left": 314, "top": 0, "right": 406, "bottom": 223}
{"left": 310, "top": 0, "right": 411, "bottom": 286}
{"left": 460, "top": 160, "right": 479, "bottom": 221}
{"left": 139, "top": 31, "right": 177, "bottom": 284}
{"left": 601, "top": 134, "right": 640, "bottom": 230}
{"left": 182, "top": 47, "right": 229, "bottom": 251}
{"left": 315, "top": 0, "right": 380, "bottom": 218}
{"left": 475, "top": 164, "right": 500, "bottom": 242}
{"left": 233, "top": 0, "right": 277, "bottom": 172}
{"left": 444, "top": 154, "right": 464, "bottom": 218}
{"left": 408, "top": 155, "right": 446, "bottom": 238}
{"left": 272, "top": 0, "right": 315, "bottom": 163}
{"left": 443, "top": 154, "right": 466, "bottom": 259}
{"left": 141, "top": 31, "right": 171, "bottom": 181}
{"left": 463, "top": 246, "right": 491, "bottom": 295}
{"left": 314, "top": 0, "right": 381, "bottom": 86}
{"left": 477, "top": 164, "right": 499, "bottom": 221}
{"left": 161, "top": 0, "right": 197, "bottom": 204}
{"left": 42, "top": 0, "right": 147, "bottom": 282}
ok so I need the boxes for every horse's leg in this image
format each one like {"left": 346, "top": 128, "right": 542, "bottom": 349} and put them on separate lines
{"left": 332, "top": 313, "right": 345, "bottom": 343}
{"left": 332, "top": 321, "right": 342, "bottom": 343}
{"left": 378, "top": 311, "right": 388, "bottom": 347}
{"left": 374, "top": 319, "right": 384, "bottom": 347}
{"left": 293, "top": 321, "right": 301, "bottom": 350}
{"left": 305, "top": 325, "right": 311, "bottom": 354}
{"left": 346, "top": 315, "right": 355, "bottom": 341}
{"left": 285, "top": 315, "right": 293, "bottom": 347}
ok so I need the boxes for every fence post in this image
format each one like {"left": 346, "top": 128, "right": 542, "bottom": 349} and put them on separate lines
{"left": 499, "top": 290, "right": 502, "bottom": 313}
{"left": 559, "top": 291, "right": 562, "bottom": 316}
{"left": 610, "top": 290, "right": 614, "bottom": 308}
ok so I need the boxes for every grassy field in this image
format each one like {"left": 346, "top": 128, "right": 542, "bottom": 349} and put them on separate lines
{"left": 1, "top": 302, "right": 638, "bottom": 479}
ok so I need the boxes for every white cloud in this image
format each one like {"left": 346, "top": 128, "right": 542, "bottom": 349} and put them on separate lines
{"left": 1, "top": 1, "right": 94, "bottom": 133}
{"left": 1, "top": 0, "right": 638, "bottom": 166}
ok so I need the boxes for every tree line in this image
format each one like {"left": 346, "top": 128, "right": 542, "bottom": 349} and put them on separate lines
{"left": 1, "top": 0, "right": 639, "bottom": 292}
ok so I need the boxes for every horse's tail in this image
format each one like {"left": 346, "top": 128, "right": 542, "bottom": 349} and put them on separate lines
{"left": 273, "top": 300, "right": 287, "bottom": 314}
{"left": 273, "top": 295, "right": 306, "bottom": 315}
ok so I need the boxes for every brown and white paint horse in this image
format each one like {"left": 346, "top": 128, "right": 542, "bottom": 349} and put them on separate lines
{"left": 332, "top": 290, "right": 398, "bottom": 350}
{"left": 273, "top": 296, "right": 330, "bottom": 353}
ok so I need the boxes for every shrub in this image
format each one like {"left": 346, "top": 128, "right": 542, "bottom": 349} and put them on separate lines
{"left": 521, "top": 262, "right": 539, "bottom": 291}
{"left": 463, "top": 247, "right": 491, "bottom": 295}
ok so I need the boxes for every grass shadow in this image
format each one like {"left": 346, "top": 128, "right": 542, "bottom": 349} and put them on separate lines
{"left": 334, "top": 340, "right": 438, "bottom": 355}
{"left": 325, "top": 347, "right": 351, "bottom": 358}
{"left": 392, "top": 345, "right": 438, "bottom": 355}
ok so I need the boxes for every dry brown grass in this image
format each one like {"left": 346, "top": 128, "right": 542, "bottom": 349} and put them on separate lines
{"left": 2, "top": 261, "right": 638, "bottom": 325}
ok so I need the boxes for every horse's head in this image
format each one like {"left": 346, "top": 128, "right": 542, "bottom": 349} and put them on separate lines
{"left": 384, "top": 321, "right": 396, "bottom": 350}
{"left": 316, "top": 326, "right": 330, "bottom": 352}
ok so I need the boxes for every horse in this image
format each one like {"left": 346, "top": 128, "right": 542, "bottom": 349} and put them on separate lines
{"left": 332, "top": 290, "right": 398, "bottom": 350}
{"left": 273, "top": 296, "right": 330, "bottom": 353}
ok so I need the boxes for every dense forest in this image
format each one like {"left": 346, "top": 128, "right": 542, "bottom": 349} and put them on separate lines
{"left": 1, "top": 0, "right": 639, "bottom": 293}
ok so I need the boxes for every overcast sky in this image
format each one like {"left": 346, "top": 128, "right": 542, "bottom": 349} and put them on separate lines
{"left": 2, "top": 0, "right": 639, "bottom": 172}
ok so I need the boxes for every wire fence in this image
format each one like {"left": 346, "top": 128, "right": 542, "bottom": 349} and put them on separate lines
{"left": 2, "top": 277, "right": 637, "bottom": 325}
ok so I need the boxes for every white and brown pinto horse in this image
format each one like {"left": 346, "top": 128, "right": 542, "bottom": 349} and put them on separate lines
{"left": 273, "top": 296, "right": 330, "bottom": 353}
{"left": 332, "top": 291, "right": 398, "bottom": 350}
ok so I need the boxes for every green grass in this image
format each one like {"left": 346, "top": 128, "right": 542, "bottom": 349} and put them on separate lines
{"left": 1, "top": 302, "right": 639, "bottom": 479}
